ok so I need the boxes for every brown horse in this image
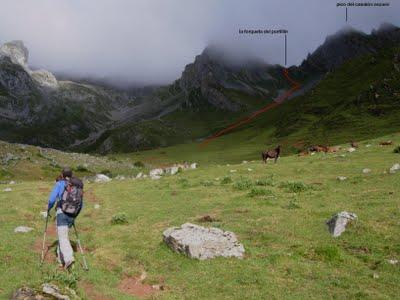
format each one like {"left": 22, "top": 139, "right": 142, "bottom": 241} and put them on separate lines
{"left": 262, "top": 145, "right": 281, "bottom": 163}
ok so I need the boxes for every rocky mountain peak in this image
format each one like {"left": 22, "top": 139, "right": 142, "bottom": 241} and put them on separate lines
{"left": 0, "top": 40, "right": 29, "bottom": 68}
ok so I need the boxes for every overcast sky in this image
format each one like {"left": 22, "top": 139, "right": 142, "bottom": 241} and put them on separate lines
{"left": 0, "top": 0, "right": 398, "bottom": 85}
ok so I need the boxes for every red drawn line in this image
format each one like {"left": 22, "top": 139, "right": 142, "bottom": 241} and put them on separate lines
{"left": 199, "top": 68, "right": 301, "bottom": 147}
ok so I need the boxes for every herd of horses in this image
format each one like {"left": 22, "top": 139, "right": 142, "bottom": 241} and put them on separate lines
{"left": 261, "top": 140, "right": 393, "bottom": 163}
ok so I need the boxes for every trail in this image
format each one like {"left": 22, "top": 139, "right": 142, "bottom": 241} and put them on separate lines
{"left": 200, "top": 68, "right": 301, "bottom": 147}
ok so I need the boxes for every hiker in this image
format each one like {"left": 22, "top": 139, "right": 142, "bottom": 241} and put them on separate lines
{"left": 262, "top": 145, "right": 281, "bottom": 163}
{"left": 47, "top": 167, "right": 84, "bottom": 269}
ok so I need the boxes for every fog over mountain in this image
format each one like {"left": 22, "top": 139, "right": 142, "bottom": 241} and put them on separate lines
{"left": 0, "top": 0, "right": 398, "bottom": 86}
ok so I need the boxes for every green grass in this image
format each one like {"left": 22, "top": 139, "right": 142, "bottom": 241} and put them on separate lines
{"left": 0, "top": 134, "right": 399, "bottom": 299}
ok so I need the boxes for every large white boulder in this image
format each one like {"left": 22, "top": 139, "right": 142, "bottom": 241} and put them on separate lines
{"left": 326, "top": 211, "right": 357, "bottom": 237}
{"left": 0, "top": 40, "right": 29, "bottom": 68}
{"left": 31, "top": 69, "right": 58, "bottom": 88}
{"left": 390, "top": 163, "right": 400, "bottom": 174}
{"left": 163, "top": 223, "right": 245, "bottom": 260}
{"left": 94, "top": 174, "right": 111, "bottom": 183}
{"left": 14, "top": 226, "right": 33, "bottom": 233}
{"left": 149, "top": 168, "right": 163, "bottom": 177}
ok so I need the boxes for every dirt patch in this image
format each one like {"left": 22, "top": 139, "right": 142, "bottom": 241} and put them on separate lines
{"left": 118, "top": 275, "right": 161, "bottom": 298}
{"left": 80, "top": 282, "right": 115, "bottom": 300}
{"left": 34, "top": 238, "right": 57, "bottom": 264}
{"left": 38, "top": 187, "right": 51, "bottom": 194}
{"left": 85, "top": 189, "right": 98, "bottom": 203}
{"left": 197, "top": 215, "right": 218, "bottom": 223}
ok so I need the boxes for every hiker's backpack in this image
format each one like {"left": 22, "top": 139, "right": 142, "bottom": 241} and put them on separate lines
{"left": 61, "top": 177, "right": 84, "bottom": 217}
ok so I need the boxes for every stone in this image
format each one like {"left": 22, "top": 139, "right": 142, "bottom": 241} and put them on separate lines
{"left": 94, "top": 204, "right": 100, "bottom": 209}
{"left": 115, "top": 175, "right": 126, "bottom": 180}
{"left": 242, "top": 160, "right": 248, "bottom": 164}
{"left": 337, "top": 176, "right": 347, "bottom": 181}
{"left": 387, "top": 259, "right": 399, "bottom": 265}
{"left": 14, "top": 226, "right": 33, "bottom": 233}
{"left": 42, "top": 283, "right": 70, "bottom": 300}
{"left": 163, "top": 223, "right": 245, "bottom": 260}
{"left": 150, "top": 175, "right": 161, "bottom": 180}
{"left": 3, "top": 187, "right": 12, "bottom": 192}
{"left": 10, "top": 287, "right": 46, "bottom": 300}
{"left": 326, "top": 211, "right": 357, "bottom": 237}
{"left": 40, "top": 211, "right": 48, "bottom": 219}
{"left": 170, "top": 166, "right": 180, "bottom": 175}
{"left": 190, "top": 163, "right": 198, "bottom": 169}
{"left": 149, "top": 168, "right": 163, "bottom": 177}
{"left": 362, "top": 168, "right": 371, "bottom": 174}
{"left": 136, "top": 172, "right": 143, "bottom": 179}
{"left": 9, "top": 180, "right": 16, "bottom": 185}
{"left": 366, "top": 144, "right": 372, "bottom": 147}
{"left": 389, "top": 163, "right": 400, "bottom": 174}
{"left": 94, "top": 174, "right": 111, "bottom": 183}
{"left": 230, "top": 170, "right": 237, "bottom": 173}
{"left": 347, "top": 147, "right": 356, "bottom": 152}
{"left": 247, "top": 168, "right": 253, "bottom": 172}
{"left": 31, "top": 69, "right": 58, "bottom": 88}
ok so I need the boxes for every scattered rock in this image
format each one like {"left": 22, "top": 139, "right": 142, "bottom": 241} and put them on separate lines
{"left": 149, "top": 168, "right": 163, "bottom": 177}
{"left": 190, "top": 163, "right": 198, "bottom": 169}
{"left": 362, "top": 168, "right": 371, "bottom": 174}
{"left": 387, "top": 259, "right": 399, "bottom": 265}
{"left": 326, "top": 211, "right": 357, "bottom": 237}
{"left": 3, "top": 187, "right": 12, "bottom": 192}
{"left": 94, "top": 204, "right": 100, "bottom": 210}
{"left": 9, "top": 180, "right": 16, "bottom": 185}
{"left": 170, "top": 166, "right": 180, "bottom": 175}
{"left": 163, "top": 223, "right": 245, "bottom": 260}
{"left": 347, "top": 147, "right": 356, "bottom": 153}
{"left": 247, "top": 168, "right": 253, "bottom": 172}
{"left": 242, "top": 160, "right": 248, "bottom": 164}
{"left": 14, "top": 226, "right": 33, "bottom": 233}
{"left": 40, "top": 211, "right": 48, "bottom": 219}
{"left": 373, "top": 273, "right": 379, "bottom": 279}
{"left": 115, "top": 175, "right": 126, "bottom": 181}
{"left": 42, "top": 283, "right": 70, "bottom": 300}
{"left": 150, "top": 175, "right": 161, "bottom": 180}
{"left": 10, "top": 287, "right": 46, "bottom": 300}
{"left": 337, "top": 176, "right": 347, "bottom": 181}
{"left": 389, "top": 163, "right": 400, "bottom": 174}
{"left": 136, "top": 172, "right": 143, "bottom": 179}
{"left": 230, "top": 170, "right": 237, "bottom": 173}
{"left": 366, "top": 144, "right": 372, "bottom": 147}
{"left": 94, "top": 174, "right": 111, "bottom": 183}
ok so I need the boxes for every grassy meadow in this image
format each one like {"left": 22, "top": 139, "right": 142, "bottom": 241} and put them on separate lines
{"left": 0, "top": 133, "right": 399, "bottom": 299}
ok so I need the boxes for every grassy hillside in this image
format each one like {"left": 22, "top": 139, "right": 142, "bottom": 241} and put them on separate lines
{"left": 0, "top": 134, "right": 399, "bottom": 299}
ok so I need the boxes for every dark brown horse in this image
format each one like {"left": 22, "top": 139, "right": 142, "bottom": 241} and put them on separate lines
{"left": 262, "top": 145, "right": 281, "bottom": 163}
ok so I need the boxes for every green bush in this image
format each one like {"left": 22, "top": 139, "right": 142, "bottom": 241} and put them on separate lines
{"left": 393, "top": 146, "right": 400, "bottom": 153}
{"left": 287, "top": 198, "right": 301, "bottom": 209}
{"left": 75, "top": 165, "right": 89, "bottom": 172}
{"left": 200, "top": 180, "right": 214, "bottom": 187}
{"left": 220, "top": 176, "right": 232, "bottom": 184}
{"left": 315, "top": 245, "right": 342, "bottom": 262}
{"left": 134, "top": 161, "right": 145, "bottom": 168}
{"left": 111, "top": 213, "right": 128, "bottom": 225}
{"left": 255, "top": 176, "right": 274, "bottom": 187}
{"left": 233, "top": 177, "right": 253, "bottom": 190}
{"left": 248, "top": 188, "right": 274, "bottom": 198}
{"left": 280, "top": 181, "right": 311, "bottom": 193}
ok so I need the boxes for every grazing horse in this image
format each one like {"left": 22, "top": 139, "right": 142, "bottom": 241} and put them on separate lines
{"left": 262, "top": 145, "right": 281, "bottom": 163}
{"left": 379, "top": 140, "right": 393, "bottom": 146}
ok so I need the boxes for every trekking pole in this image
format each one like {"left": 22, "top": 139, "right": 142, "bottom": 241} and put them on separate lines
{"left": 40, "top": 210, "right": 50, "bottom": 265}
{"left": 72, "top": 223, "right": 89, "bottom": 271}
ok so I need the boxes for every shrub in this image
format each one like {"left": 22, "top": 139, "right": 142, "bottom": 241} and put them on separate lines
{"left": 220, "top": 176, "right": 232, "bottom": 184}
{"left": 314, "top": 245, "right": 342, "bottom": 262}
{"left": 287, "top": 198, "right": 301, "bottom": 209}
{"left": 178, "top": 178, "right": 190, "bottom": 188}
{"left": 233, "top": 177, "right": 253, "bottom": 190}
{"left": 200, "top": 180, "right": 214, "bottom": 187}
{"left": 255, "top": 176, "right": 274, "bottom": 187}
{"left": 248, "top": 188, "right": 274, "bottom": 198}
{"left": 280, "top": 181, "right": 311, "bottom": 193}
{"left": 111, "top": 213, "right": 128, "bottom": 225}
{"left": 75, "top": 165, "right": 89, "bottom": 172}
{"left": 134, "top": 161, "right": 145, "bottom": 168}
{"left": 393, "top": 146, "right": 400, "bottom": 153}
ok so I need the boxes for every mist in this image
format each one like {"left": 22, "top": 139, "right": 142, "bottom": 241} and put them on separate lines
{"left": 0, "top": 0, "right": 398, "bottom": 86}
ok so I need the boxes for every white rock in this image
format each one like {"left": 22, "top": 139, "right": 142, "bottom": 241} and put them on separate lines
{"left": 3, "top": 187, "right": 12, "bottom": 192}
{"left": 42, "top": 283, "right": 70, "bottom": 300}
{"left": 311, "top": 152, "right": 316, "bottom": 156}
{"left": 115, "top": 175, "right": 125, "bottom": 180}
{"left": 242, "top": 160, "right": 248, "bottom": 164}
{"left": 366, "top": 144, "right": 372, "bottom": 147}
{"left": 31, "top": 69, "right": 58, "bottom": 88}
{"left": 94, "top": 204, "right": 100, "bottom": 209}
{"left": 94, "top": 174, "right": 111, "bottom": 183}
{"left": 348, "top": 147, "right": 356, "bottom": 153}
{"left": 170, "top": 166, "right": 180, "bottom": 175}
{"left": 9, "top": 180, "right": 15, "bottom": 185}
{"left": 230, "top": 170, "right": 237, "bottom": 173}
{"left": 40, "top": 211, "right": 48, "bottom": 218}
{"left": 362, "top": 168, "right": 371, "bottom": 174}
{"left": 326, "top": 211, "right": 357, "bottom": 237}
{"left": 149, "top": 168, "right": 163, "bottom": 177}
{"left": 163, "top": 223, "right": 245, "bottom": 260}
{"left": 337, "top": 176, "right": 347, "bottom": 181}
{"left": 373, "top": 273, "right": 379, "bottom": 279}
{"left": 387, "top": 259, "right": 399, "bottom": 265}
{"left": 190, "top": 163, "right": 198, "bottom": 169}
{"left": 14, "top": 226, "right": 33, "bottom": 233}
{"left": 247, "top": 168, "right": 253, "bottom": 172}
{"left": 151, "top": 175, "right": 161, "bottom": 180}
{"left": 389, "top": 163, "right": 400, "bottom": 174}
{"left": 136, "top": 172, "right": 143, "bottom": 179}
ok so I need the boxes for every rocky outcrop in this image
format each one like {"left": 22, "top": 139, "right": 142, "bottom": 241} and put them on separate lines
{"left": 0, "top": 40, "right": 29, "bottom": 69}
{"left": 163, "top": 223, "right": 245, "bottom": 260}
